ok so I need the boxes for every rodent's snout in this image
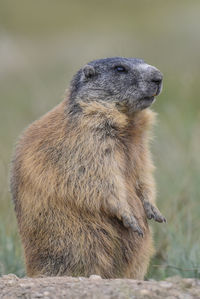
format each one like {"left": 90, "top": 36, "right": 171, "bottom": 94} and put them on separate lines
{"left": 132, "top": 63, "right": 163, "bottom": 110}
{"left": 147, "top": 67, "right": 163, "bottom": 96}
{"left": 139, "top": 64, "right": 163, "bottom": 97}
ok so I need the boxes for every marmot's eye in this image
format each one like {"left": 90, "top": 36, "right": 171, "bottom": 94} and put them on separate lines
{"left": 114, "top": 66, "right": 127, "bottom": 73}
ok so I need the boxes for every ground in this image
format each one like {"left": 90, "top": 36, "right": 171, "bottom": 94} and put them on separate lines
{"left": 0, "top": 275, "right": 200, "bottom": 299}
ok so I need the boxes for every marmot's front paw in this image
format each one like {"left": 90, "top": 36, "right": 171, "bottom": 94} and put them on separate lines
{"left": 143, "top": 201, "right": 166, "bottom": 223}
{"left": 122, "top": 214, "right": 143, "bottom": 237}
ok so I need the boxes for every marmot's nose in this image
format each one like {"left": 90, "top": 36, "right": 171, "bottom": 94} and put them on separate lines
{"left": 138, "top": 64, "right": 163, "bottom": 85}
{"left": 147, "top": 67, "right": 163, "bottom": 95}
{"left": 149, "top": 69, "right": 163, "bottom": 86}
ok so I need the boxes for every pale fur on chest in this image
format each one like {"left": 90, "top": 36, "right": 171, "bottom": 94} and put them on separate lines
{"left": 78, "top": 99, "right": 155, "bottom": 178}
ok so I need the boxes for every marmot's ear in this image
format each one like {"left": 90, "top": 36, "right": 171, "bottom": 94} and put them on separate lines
{"left": 82, "top": 65, "right": 96, "bottom": 79}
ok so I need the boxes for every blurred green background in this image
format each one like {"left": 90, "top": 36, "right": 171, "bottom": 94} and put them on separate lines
{"left": 0, "top": 0, "right": 200, "bottom": 279}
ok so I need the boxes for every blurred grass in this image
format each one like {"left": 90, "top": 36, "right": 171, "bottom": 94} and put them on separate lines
{"left": 0, "top": 0, "right": 199, "bottom": 279}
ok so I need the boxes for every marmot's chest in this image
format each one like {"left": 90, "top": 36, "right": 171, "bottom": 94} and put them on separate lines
{"left": 120, "top": 134, "right": 145, "bottom": 176}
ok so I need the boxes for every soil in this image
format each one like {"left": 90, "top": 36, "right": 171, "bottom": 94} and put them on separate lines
{"left": 0, "top": 274, "right": 200, "bottom": 299}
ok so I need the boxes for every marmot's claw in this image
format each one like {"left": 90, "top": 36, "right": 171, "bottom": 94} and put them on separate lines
{"left": 122, "top": 215, "right": 144, "bottom": 237}
{"left": 143, "top": 201, "right": 166, "bottom": 223}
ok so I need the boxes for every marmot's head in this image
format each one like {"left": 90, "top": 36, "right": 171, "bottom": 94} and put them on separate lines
{"left": 69, "top": 57, "right": 163, "bottom": 114}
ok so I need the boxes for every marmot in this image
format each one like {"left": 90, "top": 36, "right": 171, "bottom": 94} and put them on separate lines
{"left": 10, "top": 57, "right": 166, "bottom": 279}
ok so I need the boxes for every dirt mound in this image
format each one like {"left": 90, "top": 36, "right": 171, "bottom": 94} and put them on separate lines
{"left": 0, "top": 274, "right": 200, "bottom": 299}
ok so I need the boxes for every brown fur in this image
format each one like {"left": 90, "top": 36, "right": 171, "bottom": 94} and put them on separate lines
{"left": 11, "top": 97, "right": 157, "bottom": 279}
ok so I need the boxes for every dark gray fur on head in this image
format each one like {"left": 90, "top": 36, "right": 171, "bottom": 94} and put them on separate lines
{"left": 69, "top": 57, "right": 163, "bottom": 114}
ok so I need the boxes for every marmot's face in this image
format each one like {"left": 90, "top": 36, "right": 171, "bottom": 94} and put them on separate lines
{"left": 70, "top": 57, "right": 163, "bottom": 113}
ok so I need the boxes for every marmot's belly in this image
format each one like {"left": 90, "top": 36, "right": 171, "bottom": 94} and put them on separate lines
{"left": 26, "top": 211, "right": 151, "bottom": 278}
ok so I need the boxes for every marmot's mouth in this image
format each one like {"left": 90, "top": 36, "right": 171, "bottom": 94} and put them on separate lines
{"left": 138, "top": 96, "right": 156, "bottom": 109}
{"left": 142, "top": 96, "right": 155, "bottom": 102}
